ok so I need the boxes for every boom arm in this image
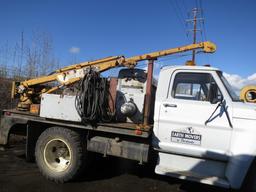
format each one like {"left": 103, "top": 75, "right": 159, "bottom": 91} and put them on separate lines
{"left": 123, "top": 41, "right": 216, "bottom": 66}
{"left": 19, "top": 56, "right": 124, "bottom": 88}
{"left": 18, "top": 41, "right": 215, "bottom": 88}
{"left": 14, "top": 41, "right": 216, "bottom": 109}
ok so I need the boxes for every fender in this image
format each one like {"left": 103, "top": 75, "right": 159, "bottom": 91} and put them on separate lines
{"left": 225, "top": 118, "right": 256, "bottom": 189}
{"left": 0, "top": 114, "right": 28, "bottom": 145}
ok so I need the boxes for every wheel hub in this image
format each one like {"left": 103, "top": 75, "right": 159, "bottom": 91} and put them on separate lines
{"left": 43, "top": 139, "right": 72, "bottom": 172}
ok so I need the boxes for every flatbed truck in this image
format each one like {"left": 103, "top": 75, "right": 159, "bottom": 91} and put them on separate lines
{"left": 1, "top": 42, "right": 256, "bottom": 191}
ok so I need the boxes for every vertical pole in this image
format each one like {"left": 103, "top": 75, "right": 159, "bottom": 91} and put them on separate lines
{"left": 192, "top": 8, "right": 198, "bottom": 65}
{"left": 143, "top": 59, "right": 154, "bottom": 128}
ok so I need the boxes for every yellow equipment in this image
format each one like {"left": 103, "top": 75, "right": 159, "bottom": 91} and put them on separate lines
{"left": 12, "top": 41, "right": 216, "bottom": 110}
{"left": 240, "top": 85, "right": 256, "bottom": 103}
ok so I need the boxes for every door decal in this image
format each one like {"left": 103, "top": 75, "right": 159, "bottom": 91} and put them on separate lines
{"left": 171, "top": 127, "right": 202, "bottom": 146}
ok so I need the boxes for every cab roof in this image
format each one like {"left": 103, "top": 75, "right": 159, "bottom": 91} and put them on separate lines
{"left": 161, "top": 65, "right": 220, "bottom": 72}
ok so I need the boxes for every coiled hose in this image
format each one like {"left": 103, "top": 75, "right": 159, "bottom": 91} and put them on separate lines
{"left": 75, "top": 69, "right": 115, "bottom": 123}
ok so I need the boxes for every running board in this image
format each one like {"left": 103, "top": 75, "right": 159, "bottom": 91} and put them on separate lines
{"left": 155, "top": 165, "right": 230, "bottom": 188}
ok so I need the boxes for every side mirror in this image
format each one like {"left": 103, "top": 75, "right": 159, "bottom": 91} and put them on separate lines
{"left": 208, "top": 83, "right": 221, "bottom": 104}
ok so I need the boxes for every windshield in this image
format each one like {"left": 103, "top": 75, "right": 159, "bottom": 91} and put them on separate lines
{"left": 217, "top": 71, "right": 241, "bottom": 102}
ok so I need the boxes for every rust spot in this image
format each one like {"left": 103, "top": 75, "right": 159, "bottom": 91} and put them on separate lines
{"left": 135, "top": 129, "right": 143, "bottom": 135}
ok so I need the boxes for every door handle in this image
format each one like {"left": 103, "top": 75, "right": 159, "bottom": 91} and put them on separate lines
{"left": 163, "top": 103, "right": 177, "bottom": 108}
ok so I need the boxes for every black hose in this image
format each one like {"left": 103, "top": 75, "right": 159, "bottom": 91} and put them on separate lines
{"left": 75, "top": 69, "right": 115, "bottom": 123}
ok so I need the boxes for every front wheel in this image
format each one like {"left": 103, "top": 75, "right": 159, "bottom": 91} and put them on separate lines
{"left": 35, "top": 127, "right": 87, "bottom": 183}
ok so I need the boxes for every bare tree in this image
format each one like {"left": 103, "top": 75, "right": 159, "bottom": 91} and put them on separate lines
{"left": 0, "top": 42, "right": 11, "bottom": 78}
{"left": 0, "top": 31, "right": 59, "bottom": 79}
{"left": 0, "top": 30, "right": 60, "bottom": 112}
{"left": 24, "top": 31, "right": 58, "bottom": 77}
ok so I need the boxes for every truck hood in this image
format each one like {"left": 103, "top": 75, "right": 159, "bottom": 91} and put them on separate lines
{"left": 232, "top": 102, "right": 256, "bottom": 120}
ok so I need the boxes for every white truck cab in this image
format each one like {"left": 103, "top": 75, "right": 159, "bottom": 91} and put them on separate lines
{"left": 153, "top": 65, "right": 256, "bottom": 189}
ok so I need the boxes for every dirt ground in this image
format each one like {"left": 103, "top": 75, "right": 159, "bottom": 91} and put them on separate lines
{"left": 0, "top": 136, "right": 230, "bottom": 192}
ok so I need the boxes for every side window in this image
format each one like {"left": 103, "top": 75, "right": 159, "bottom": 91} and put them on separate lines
{"left": 171, "top": 72, "right": 221, "bottom": 102}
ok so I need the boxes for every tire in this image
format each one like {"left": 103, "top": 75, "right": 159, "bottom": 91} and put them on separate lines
{"left": 35, "top": 127, "right": 87, "bottom": 183}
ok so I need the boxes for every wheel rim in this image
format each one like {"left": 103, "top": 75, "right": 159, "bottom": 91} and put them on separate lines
{"left": 246, "top": 90, "right": 256, "bottom": 103}
{"left": 43, "top": 138, "right": 72, "bottom": 172}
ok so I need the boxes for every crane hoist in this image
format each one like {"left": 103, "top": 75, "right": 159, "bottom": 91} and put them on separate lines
{"left": 12, "top": 41, "right": 216, "bottom": 112}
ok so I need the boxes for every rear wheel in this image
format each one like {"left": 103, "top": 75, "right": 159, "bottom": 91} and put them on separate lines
{"left": 35, "top": 127, "right": 87, "bottom": 183}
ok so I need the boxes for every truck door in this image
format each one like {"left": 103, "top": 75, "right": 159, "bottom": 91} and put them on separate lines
{"left": 157, "top": 71, "right": 232, "bottom": 161}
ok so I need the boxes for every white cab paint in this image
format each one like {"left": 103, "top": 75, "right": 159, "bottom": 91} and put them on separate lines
{"left": 153, "top": 66, "right": 256, "bottom": 189}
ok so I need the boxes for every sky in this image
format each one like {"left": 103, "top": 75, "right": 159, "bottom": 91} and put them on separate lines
{"left": 0, "top": 0, "right": 255, "bottom": 90}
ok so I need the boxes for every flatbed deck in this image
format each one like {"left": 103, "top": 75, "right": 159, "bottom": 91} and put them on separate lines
{"left": 1, "top": 109, "right": 153, "bottom": 139}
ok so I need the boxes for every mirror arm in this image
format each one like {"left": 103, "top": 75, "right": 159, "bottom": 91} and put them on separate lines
{"left": 222, "top": 101, "right": 233, "bottom": 128}
{"left": 205, "top": 102, "right": 222, "bottom": 126}
{"left": 205, "top": 99, "right": 233, "bottom": 128}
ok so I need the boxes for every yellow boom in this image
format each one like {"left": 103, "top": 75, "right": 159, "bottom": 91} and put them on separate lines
{"left": 14, "top": 41, "right": 216, "bottom": 110}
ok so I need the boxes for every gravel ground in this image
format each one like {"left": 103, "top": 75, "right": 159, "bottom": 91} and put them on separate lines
{"left": 0, "top": 136, "right": 230, "bottom": 192}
